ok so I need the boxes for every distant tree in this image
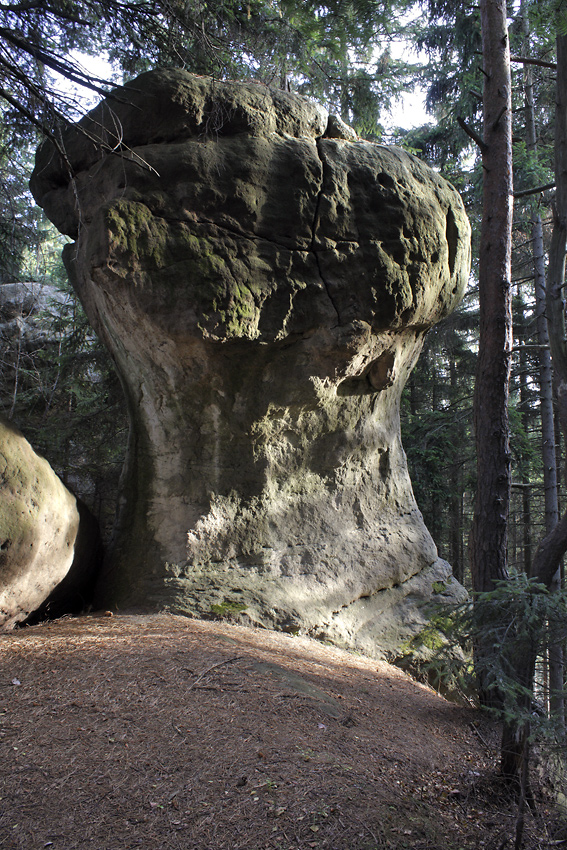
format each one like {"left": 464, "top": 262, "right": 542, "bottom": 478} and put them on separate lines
{"left": 0, "top": 0, "right": 415, "bottom": 282}
{"left": 0, "top": 0, "right": 412, "bottom": 137}
{"left": 401, "top": 298, "right": 477, "bottom": 585}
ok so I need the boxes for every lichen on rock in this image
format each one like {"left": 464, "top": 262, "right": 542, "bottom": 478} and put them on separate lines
{"left": 30, "top": 69, "right": 471, "bottom": 657}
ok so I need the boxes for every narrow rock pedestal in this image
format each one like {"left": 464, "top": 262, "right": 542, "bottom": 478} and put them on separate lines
{"left": 30, "top": 70, "right": 471, "bottom": 657}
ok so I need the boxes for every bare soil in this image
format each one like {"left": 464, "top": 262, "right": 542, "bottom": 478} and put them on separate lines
{"left": 0, "top": 613, "right": 560, "bottom": 849}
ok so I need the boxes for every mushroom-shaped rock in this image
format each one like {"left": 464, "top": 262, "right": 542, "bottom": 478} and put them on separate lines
{"left": 30, "top": 70, "right": 471, "bottom": 656}
{"left": 0, "top": 416, "right": 102, "bottom": 628}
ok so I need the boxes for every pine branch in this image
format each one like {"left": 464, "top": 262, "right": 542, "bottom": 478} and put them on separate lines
{"left": 492, "top": 106, "right": 507, "bottom": 130}
{"left": 510, "top": 55, "right": 556, "bottom": 70}
{"left": 0, "top": 27, "right": 113, "bottom": 96}
{"left": 514, "top": 182, "right": 556, "bottom": 199}
{"left": 457, "top": 116, "right": 487, "bottom": 151}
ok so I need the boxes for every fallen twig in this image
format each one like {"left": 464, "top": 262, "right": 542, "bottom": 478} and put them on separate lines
{"left": 186, "top": 656, "right": 245, "bottom": 691}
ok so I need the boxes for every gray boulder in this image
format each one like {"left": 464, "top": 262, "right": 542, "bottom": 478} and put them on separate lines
{"left": 0, "top": 416, "right": 101, "bottom": 628}
{"left": 30, "top": 69, "right": 470, "bottom": 657}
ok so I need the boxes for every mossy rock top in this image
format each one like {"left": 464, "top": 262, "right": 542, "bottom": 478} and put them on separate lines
{"left": 31, "top": 70, "right": 470, "bottom": 342}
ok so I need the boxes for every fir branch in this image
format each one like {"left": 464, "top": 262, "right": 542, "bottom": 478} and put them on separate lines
{"left": 514, "top": 182, "right": 556, "bottom": 199}
{"left": 457, "top": 115, "right": 487, "bottom": 151}
{"left": 510, "top": 55, "right": 557, "bottom": 70}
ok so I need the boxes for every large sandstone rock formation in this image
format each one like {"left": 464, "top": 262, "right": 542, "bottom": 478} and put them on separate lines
{"left": 0, "top": 416, "right": 102, "bottom": 628}
{"left": 30, "top": 70, "right": 470, "bottom": 657}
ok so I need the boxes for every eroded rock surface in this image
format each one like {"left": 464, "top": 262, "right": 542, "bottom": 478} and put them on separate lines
{"left": 30, "top": 69, "right": 470, "bottom": 656}
{"left": 0, "top": 416, "right": 102, "bottom": 628}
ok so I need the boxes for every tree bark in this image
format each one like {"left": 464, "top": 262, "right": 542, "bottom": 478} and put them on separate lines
{"left": 449, "top": 356, "right": 464, "bottom": 583}
{"left": 518, "top": 335, "right": 532, "bottom": 575}
{"left": 531, "top": 34, "right": 567, "bottom": 593}
{"left": 501, "top": 33, "right": 567, "bottom": 782}
{"left": 470, "top": 0, "right": 514, "bottom": 596}
{"left": 522, "top": 11, "right": 564, "bottom": 723}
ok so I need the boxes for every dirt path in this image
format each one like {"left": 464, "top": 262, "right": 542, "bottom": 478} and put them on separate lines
{"left": 0, "top": 614, "right": 554, "bottom": 849}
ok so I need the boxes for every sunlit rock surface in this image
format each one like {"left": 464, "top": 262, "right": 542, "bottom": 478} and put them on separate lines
{"left": 30, "top": 69, "right": 470, "bottom": 656}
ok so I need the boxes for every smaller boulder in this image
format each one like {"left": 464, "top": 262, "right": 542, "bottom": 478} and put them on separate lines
{"left": 0, "top": 416, "right": 102, "bottom": 628}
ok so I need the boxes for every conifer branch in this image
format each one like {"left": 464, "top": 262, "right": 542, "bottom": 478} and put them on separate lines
{"left": 514, "top": 182, "right": 556, "bottom": 199}
{"left": 457, "top": 116, "right": 488, "bottom": 152}
{"left": 492, "top": 106, "right": 507, "bottom": 130}
{"left": 510, "top": 54, "right": 556, "bottom": 70}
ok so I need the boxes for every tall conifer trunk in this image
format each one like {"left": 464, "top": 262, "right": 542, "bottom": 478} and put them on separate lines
{"left": 470, "top": 0, "right": 513, "bottom": 595}
{"left": 522, "top": 9, "right": 564, "bottom": 725}
{"left": 529, "top": 33, "right": 567, "bottom": 730}
{"left": 470, "top": 4, "right": 514, "bottom": 769}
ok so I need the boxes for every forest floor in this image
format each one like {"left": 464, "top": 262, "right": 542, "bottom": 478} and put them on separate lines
{"left": 0, "top": 613, "right": 563, "bottom": 850}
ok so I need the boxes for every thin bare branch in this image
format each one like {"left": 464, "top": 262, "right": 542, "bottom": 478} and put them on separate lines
{"left": 510, "top": 54, "right": 557, "bottom": 70}
{"left": 514, "top": 182, "right": 556, "bottom": 198}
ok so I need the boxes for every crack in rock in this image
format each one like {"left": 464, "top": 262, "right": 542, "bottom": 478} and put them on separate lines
{"left": 311, "top": 138, "right": 342, "bottom": 324}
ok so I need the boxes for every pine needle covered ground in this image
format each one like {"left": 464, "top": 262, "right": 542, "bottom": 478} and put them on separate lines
{"left": 0, "top": 614, "right": 561, "bottom": 849}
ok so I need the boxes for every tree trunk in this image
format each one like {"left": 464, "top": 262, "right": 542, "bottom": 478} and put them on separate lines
{"left": 450, "top": 357, "right": 464, "bottom": 583}
{"left": 470, "top": 0, "right": 514, "bottom": 596}
{"left": 517, "top": 312, "right": 532, "bottom": 574}
{"left": 499, "top": 25, "right": 567, "bottom": 792}
{"left": 522, "top": 12, "right": 564, "bottom": 724}
{"left": 532, "top": 33, "right": 567, "bottom": 592}
{"left": 470, "top": 0, "right": 514, "bottom": 717}
{"left": 532, "top": 212, "right": 559, "bottom": 537}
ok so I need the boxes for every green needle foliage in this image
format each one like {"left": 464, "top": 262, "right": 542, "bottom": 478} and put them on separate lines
{"left": 424, "top": 572, "right": 567, "bottom": 742}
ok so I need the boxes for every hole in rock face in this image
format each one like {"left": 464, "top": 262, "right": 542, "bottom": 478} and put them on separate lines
{"left": 367, "top": 351, "right": 396, "bottom": 391}
{"left": 379, "top": 448, "right": 390, "bottom": 479}
{"left": 336, "top": 350, "right": 396, "bottom": 396}
{"left": 378, "top": 172, "right": 396, "bottom": 190}
{"left": 0, "top": 539, "right": 10, "bottom": 551}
